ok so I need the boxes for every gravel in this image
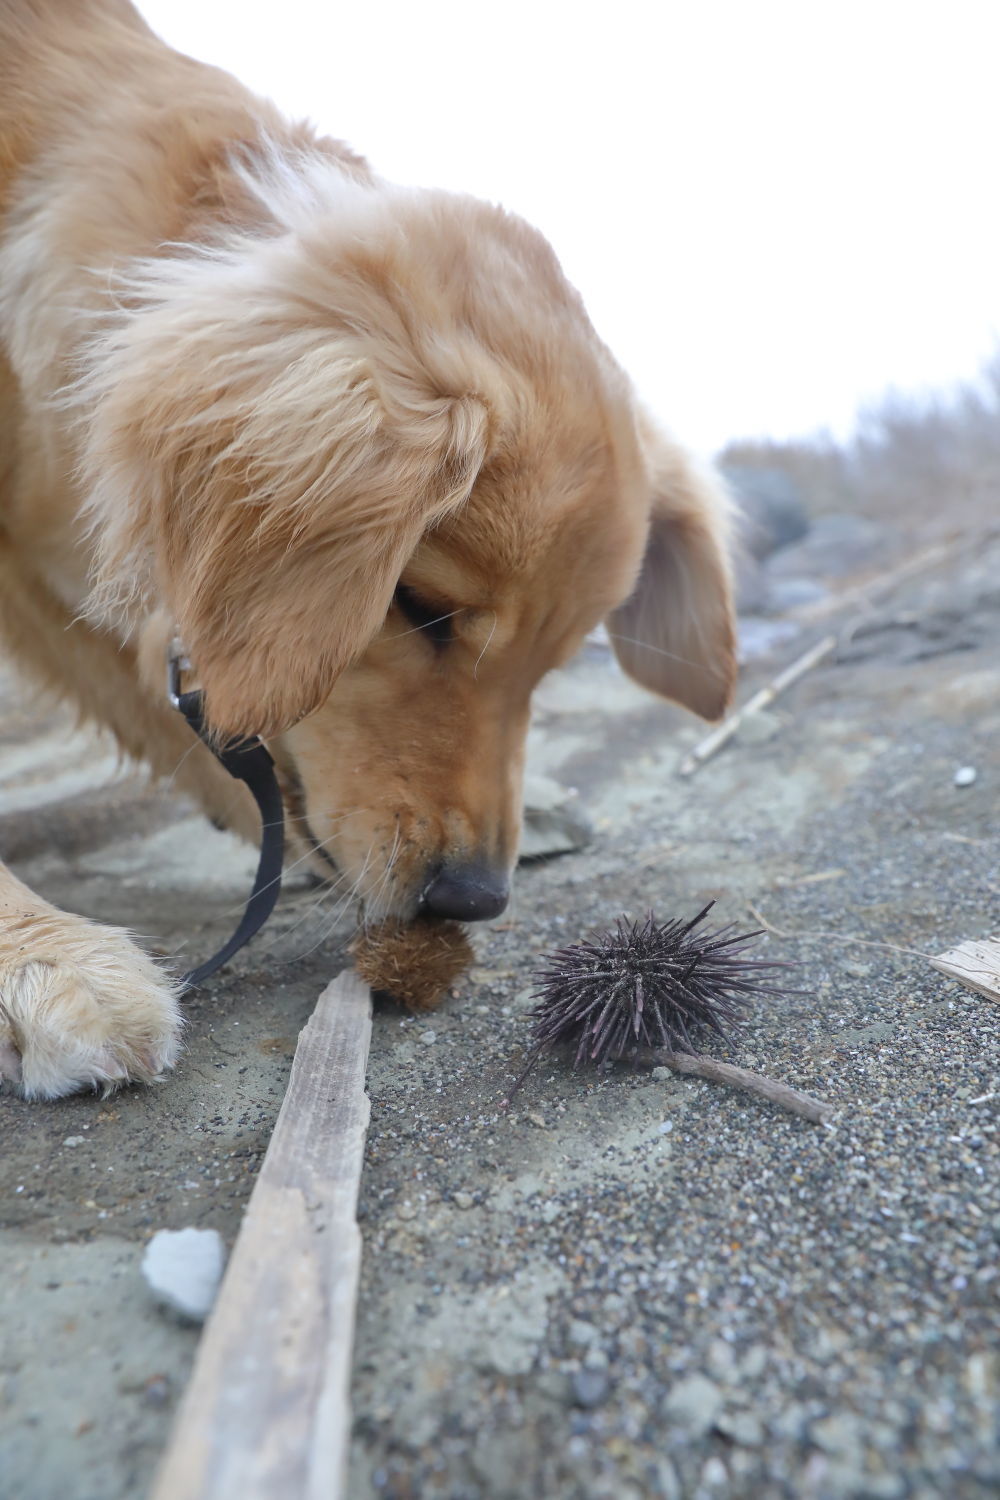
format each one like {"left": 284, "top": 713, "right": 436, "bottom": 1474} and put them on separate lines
{"left": 2, "top": 532, "right": 999, "bottom": 1499}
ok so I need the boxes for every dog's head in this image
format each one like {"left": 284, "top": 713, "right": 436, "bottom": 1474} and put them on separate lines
{"left": 82, "top": 160, "right": 735, "bottom": 921}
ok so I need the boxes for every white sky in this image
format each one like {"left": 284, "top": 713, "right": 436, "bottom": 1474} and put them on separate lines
{"left": 136, "top": 0, "right": 1000, "bottom": 454}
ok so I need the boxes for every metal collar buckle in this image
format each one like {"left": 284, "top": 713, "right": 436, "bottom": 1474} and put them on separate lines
{"left": 167, "top": 635, "right": 192, "bottom": 709}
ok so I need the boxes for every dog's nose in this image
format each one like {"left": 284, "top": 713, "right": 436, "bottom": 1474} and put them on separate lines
{"left": 421, "top": 861, "right": 510, "bottom": 922}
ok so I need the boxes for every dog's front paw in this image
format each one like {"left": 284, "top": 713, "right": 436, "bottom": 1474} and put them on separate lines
{"left": 0, "top": 910, "right": 182, "bottom": 1100}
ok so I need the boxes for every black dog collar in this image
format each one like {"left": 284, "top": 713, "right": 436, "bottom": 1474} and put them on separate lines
{"left": 168, "top": 640, "right": 285, "bottom": 990}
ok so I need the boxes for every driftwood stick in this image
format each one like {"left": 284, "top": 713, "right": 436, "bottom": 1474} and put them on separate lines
{"left": 642, "top": 1047, "right": 834, "bottom": 1124}
{"left": 678, "top": 634, "right": 838, "bottom": 777}
{"left": 150, "top": 970, "right": 374, "bottom": 1500}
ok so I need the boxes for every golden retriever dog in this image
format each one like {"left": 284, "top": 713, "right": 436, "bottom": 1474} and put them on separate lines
{"left": 0, "top": 0, "right": 736, "bottom": 1099}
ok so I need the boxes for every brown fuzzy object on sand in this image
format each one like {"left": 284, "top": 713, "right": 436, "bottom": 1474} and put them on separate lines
{"left": 351, "top": 919, "right": 474, "bottom": 1011}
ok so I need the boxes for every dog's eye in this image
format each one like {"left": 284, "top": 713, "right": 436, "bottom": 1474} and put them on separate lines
{"left": 393, "top": 584, "right": 455, "bottom": 646}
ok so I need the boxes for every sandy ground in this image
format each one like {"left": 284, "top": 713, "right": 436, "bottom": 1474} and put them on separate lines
{"left": 1, "top": 533, "right": 998, "bottom": 1500}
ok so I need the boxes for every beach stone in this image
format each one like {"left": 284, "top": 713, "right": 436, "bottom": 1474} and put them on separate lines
{"left": 520, "top": 775, "right": 591, "bottom": 859}
{"left": 663, "top": 1374, "right": 724, "bottom": 1436}
{"left": 722, "top": 466, "right": 811, "bottom": 560}
{"left": 141, "top": 1228, "right": 226, "bottom": 1323}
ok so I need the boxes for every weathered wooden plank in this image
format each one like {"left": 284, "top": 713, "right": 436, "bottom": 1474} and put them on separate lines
{"left": 150, "top": 970, "right": 374, "bottom": 1500}
{"left": 929, "top": 939, "right": 1000, "bottom": 1003}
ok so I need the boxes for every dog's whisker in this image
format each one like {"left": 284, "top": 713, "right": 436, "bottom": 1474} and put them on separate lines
{"left": 266, "top": 862, "right": 360, "bottom": 944}
{"left": 276, "top": 807, "right": 367, "bottom": 862}
{"left": 212, "top": 811, "right": 368, "bottom": 921}
{"left": 363, "top": 840, "right": 395, "bottom": 921}
{"left": 164, "top": 736, "right": 210, "bottom": 788}
{"left": 364, "top": 824, "right": 402, "bottom": 922}
{"left": 381, "top": 610, "right": 464, "bottom": 643}
{"left": 473, "top": 610, "right": 498, "bottom": 680}
{"left": 603, "top": 631, "right": 733, "bottom": 681}
{"left": 288, "top": 846, "right": 376, "bottom": 960}
{"left": 267, "top": 842, "right": 372, "bottom": 956}
{"left": 265, "top": 868, "right": 357, "bottom": 953}
{"left": 285, "top": 807, "right": 369, "bottom": 832}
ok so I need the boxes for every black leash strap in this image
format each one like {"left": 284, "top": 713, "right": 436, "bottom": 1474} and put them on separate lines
{"left": 170, "top": 672, "right": 285, "bottom": 991}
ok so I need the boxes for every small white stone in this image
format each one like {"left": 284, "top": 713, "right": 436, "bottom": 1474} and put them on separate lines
{"left": 62, "top": 1136, "right": 84, "bottom": 1147}
{"left": 700, "top": 1455, "right": 730, "bottom": 1488}
{"left": 420, "top": 1029, "right": 437, "bottom": 1045}
{"left": 954, "top": 766, "right": 977, "bottom": 787}
{"left": 142, "top": 1227, "right": 226, "bottom": 1322}
{"left": 453, "top": 1191, "right": 475, "bottom": 1210}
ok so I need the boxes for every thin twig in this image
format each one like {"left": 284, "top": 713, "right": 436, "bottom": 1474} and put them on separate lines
{"left": 746, "top": 902, "right": 787, "bottom": 936}
{"left": 786, "top": 539, "right": 962, "bottom": 625}
{"left": 679, "top": 534, "right": 985, "bottom": 780}
{"left": 641, "top": 1047, "right": 834, "bottom": 1124}
{"left": 748, "top": 902, "right": 930, "bottom": 961}
{"left": 747, "top": 903, "right": 1000, "bottom": 994}
{"left": 678, "top": 634, "right": 838, "bottom": 777}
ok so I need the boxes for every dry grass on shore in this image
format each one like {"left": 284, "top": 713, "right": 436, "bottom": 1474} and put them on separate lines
{"left": 718, "top": 352, "right": 1000, "bottom": 531}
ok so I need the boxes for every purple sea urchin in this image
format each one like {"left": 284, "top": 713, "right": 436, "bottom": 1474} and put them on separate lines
{"left": 521, "top": 902, "right": 793, "bottom": 1077}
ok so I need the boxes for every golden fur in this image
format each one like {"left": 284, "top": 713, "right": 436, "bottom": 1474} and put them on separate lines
{"left": 0, "top": 0, "right": 736, "bottom": 1098}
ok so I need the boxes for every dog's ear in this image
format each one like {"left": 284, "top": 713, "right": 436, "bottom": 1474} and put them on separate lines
{"left": 169, "top": 390, "right": 489, "bottom": 738}
{"left": 80, "top": 290, "right": 490, "bottom": 737}
{"left": 607, "top": 417, "right": 737, "bottom": 720}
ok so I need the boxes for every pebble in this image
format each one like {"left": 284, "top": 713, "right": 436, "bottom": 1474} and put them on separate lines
{"left": 568, "top": 1319, "right": 599, "bottom": 1347}
{"left": 141, "top": 1227, "right": 226, "bottom": 1322}
{"left": 810, "top": 1411, "right": 868, "bottom": 1456}
{"left": 452, "top": 1191, "right": 475, "bottom": 1210}
{"left": 771, "top": 1400, "right": 809, "bottom": 1441}
{"left": 740, "top": 1346, "right": 768, "bottom": 1379}
{"left": 700, "top": 1456, "right": 730, "bottom": 1488}
{"left": 141, "top": 1374, "right": 171, "bottom": 1408}
{"left": 651, "top": 1067, "right": 672, "bottom": 1082}
{"left": 954, "top": 765, "right": 977, "bottom": 787}
{"left": 717, "top": 1411, "right": 765, "bottom": 1446}
{"left": 420, "top": 1029, "right": 437, "bottom": 1045}
{"left": 663, "top": 1374, "right": 724, "bottom": 1436}
{"left": 571, "top": 1368, "right": 610, "bottom": 1408}
{"left": 651, "top": 1457, "right": 683, "bottom": 1500}
{"left": 62, "top": 1137, "right": 84, "bottom": 1148}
